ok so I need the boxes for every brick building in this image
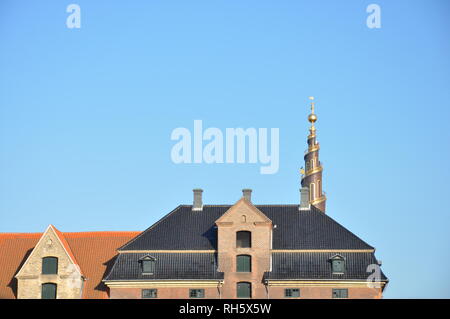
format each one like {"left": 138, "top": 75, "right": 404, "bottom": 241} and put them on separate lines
{"left": 0, "top": 227, "right": 138, "bottom": 299}
{"left": 0, "top": 99, "right": 388, "bottom": 298}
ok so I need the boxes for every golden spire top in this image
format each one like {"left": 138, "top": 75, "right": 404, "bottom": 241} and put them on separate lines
{"left": 308, "top": 96, "right": 317, "bottom": 128}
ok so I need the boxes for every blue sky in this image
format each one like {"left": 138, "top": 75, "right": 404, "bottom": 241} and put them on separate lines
{"left": 0, "top": 1, "right": 449, "bottom": 298}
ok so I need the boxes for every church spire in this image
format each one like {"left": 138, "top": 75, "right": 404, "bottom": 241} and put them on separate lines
{"left": 300, "top": 97, "right": 327, "bottom": 212}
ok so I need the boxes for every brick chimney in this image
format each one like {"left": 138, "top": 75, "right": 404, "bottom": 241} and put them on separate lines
{"left": 299, "top": 187, "right": 310, "bottom": 211}
{"left": 242, "top": 189, "right": 252, "bottom": 202}
{"left": 192, "top": 189, "right": 203, "bottom": 211}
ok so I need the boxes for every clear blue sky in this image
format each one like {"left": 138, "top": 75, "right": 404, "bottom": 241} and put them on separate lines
{"left": 1, "top": 0, "right": 449, "bottom": 298}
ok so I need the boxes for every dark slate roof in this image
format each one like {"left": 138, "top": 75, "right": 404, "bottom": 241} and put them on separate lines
{"left": 119, "top": 205, "right": 373, "bottom": 251}
{"left": 264, "top": 252, "right": 388, "bottom": 281}
{"left": 104, "top": 253, "right": 224, "bottom": 281}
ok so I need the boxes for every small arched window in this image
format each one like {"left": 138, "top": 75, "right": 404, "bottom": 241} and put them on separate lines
{"left": 330, "top": 255, "right": 345, "bottom": 274}
{"left": 42, "top": 257, "right": 58, "bottom": 275}
{"left": 237, "top": 282, "right": 251, "bottom": 298}
{"left": 236, "top": 231, "right": 251, "bottom": 248}
{"left": 41, "top": 283, "right": 57, "bottom": 299}
{"left": 236, "top": 255, "right": 251, "bottom": 272}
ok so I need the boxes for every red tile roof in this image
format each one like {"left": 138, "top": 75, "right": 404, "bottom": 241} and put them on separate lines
{"left": 51, "top": 225, "right": 81, "bottom": 274}
{"left": 0, "top": 233, "right": 41, "bottom": 299}
{"left": 0, "top": 229, "right": 139, "bottom": 299}
{"left": 63, "top": 231, "right": 140, "bottom": 299}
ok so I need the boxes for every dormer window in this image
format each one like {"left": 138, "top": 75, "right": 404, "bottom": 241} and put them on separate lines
{"left": 330, "top": 255, "right": 345, "bottom": 274}
{"left": 139, "top": 255, "right": 156, "bottom": 274}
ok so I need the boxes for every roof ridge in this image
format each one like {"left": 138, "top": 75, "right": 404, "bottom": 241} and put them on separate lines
{"left": 255, "top": 204, "right": 299, "bottom": 207}
{"left": 0, "top": 231, "right": 140, "bottom": 236}
{"left": 0, "top": 232, "right": 43, "bottom": 237}
{"left": 181, "top": 204, "right": 300, "bottom": 207}
{"left": 63, "top": 231, "right": 140, "bottom": 237}
{"left": 180, "top": 205, "right": 231, "bottom": 207}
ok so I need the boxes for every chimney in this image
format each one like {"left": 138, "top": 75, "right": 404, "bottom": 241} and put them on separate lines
{"left": 242, "top": 189, "right": 252, "bottom": 202}
{"left": 192, "top": 189, "right": 203, "bottom": 211}
{"left": 299, "top": 187, "right": 310, "bottom": 211}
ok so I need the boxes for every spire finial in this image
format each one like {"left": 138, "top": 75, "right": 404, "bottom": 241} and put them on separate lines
{"left": 309, "top": 96, "right": 315, "bottom": 114}
{"left": 308, "top": 96, "right": 317, "bottom": 126}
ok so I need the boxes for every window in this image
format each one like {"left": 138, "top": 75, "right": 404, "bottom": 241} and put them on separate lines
{"left": 236, "top": 231, "right": 251, "bottom": 248}
{"left": 140, "top": 256, "right": 156, "bottom": 274}
{"left": 236, "top": 255, "right": 251, "bottom": 272}
{"left": 331, "top": 255, "right": 345, "bottom": 274}
{"left": 237, "top": 282, "right": 251, "bottom": 298}
{"left": 142, "top": 260, "right": 155, "bottom": 273}
{"left": 41, "top": 283, "right": 57, "bottom": 299}
{"left": 142, "top": 289, "right": 157, "bottom": 298}
{"left": 42, "top": 257, "right": 58, "bottom": 275}
{"left": 310, "top": 183, "right": 315, "bottom": 201}
{"left": 285, "top": 288, "right": 300, "bottom": 298}
{"left": 332, "top": 289, "right": 348, "bottom": 298}
{"left": 189, "top": 289, "right": 205, "bottom": 298}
